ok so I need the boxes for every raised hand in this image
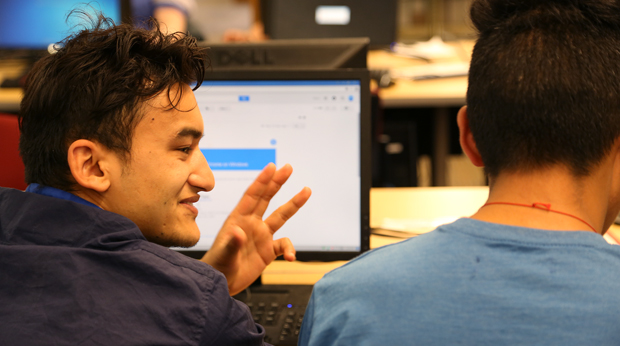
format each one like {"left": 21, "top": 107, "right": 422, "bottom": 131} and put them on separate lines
{"left": 201, "top": 163, "right": 311, "bottom": 295}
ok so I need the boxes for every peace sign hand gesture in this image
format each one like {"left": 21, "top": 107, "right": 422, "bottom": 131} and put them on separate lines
{"left": 201, "top": 163, "right": 311, "bottom": 295}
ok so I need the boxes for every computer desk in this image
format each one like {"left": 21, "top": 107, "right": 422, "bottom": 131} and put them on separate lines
{"left": 263, "top": 186, "right": 620, "bottom": 285}
{"left": 367, "top": 47, "right": 471, "bottom": 186}
{"left": 0, "top": 59, "right": 25, "bottom": 113}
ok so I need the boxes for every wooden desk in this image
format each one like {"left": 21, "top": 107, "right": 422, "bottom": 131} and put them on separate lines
{"left": 368, "top": 47, "right": 471, "bottom": 186}
{"left": 0, "top": 88, "right": 21, "bottom": 113}
{"left": 367, "top": 50, "right": 469, "bottom": 108}
{"left": 0, "top": 60, "right": 26, "bottom": 113}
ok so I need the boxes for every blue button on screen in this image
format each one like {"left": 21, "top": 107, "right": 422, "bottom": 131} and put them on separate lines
{"left": 202, "top": 149, "right": 276, "bottom": 170}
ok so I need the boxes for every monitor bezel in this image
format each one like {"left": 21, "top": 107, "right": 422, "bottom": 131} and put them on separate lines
{"left": 178, "top": 68, "right": 371, "bottom": 262}
{"left": 201, "top": 37, "right": 369, "bottom": 70}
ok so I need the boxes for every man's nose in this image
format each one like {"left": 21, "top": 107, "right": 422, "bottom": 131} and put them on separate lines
{"left": 188, "top": 149, "right": 214, "bottom": 192}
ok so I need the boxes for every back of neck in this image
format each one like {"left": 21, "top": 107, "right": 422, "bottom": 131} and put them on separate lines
{"left": 472, "top": 167, "right": 611, "bottom": 234}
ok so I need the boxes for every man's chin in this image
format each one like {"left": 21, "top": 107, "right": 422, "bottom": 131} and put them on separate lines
{"left": 144, "top": 226, "right": 201, "bottom": 248}
{"left": 169, "top": 229, "right": 201, "bottom": 248}
{"left": 168, "top": 237, "right": 200, "bottom": 248}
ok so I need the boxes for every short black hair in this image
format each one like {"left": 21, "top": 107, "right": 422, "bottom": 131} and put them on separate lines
{"left": 467, "top": 0, "right": 620, "bottom": 177}
{"left": 19, "top": 13, "right": 207, "bottom": 190}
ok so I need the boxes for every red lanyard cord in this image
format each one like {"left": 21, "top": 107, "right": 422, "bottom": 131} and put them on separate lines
{"left": 481, "top": 202, "right": 597, "bottom": 234}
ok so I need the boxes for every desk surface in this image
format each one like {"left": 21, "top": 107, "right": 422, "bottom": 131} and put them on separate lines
{"left": 367, "top": 40, "right": 473, "bottom": 108}
{"left": 0, "top": 88, "right": 22, "bottom": 113}
{"left": 0, "top": 60, "right": 26, "bottom": 113}
{"left": 367, "top": 50, "right": 469, "bottom": 108}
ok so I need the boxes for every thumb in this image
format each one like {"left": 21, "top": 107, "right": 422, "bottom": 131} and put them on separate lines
{"left": 273, "top": 237, "right": 296, "bottom": 262}
{"left": 204, "top": 225, "right": 247, "bottom": 271}
{"left": 219, "top": 225, "right": 247, "bottom": 261}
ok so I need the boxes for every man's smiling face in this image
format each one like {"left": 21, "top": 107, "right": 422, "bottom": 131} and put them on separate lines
{"left": 103, "top": 84, "right": 214, "bottom": 247}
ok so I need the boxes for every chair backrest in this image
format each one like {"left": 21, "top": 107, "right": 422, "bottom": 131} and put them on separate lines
{"left": 0, "top": 113, "right": 27, "bottom": 190}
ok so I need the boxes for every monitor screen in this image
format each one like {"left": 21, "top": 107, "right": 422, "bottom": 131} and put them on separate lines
{"left": 179, "top": 69, "right": 371, "bottom": 261}
{"left": 0, "top": 1, "right": 122, "bottom": 51}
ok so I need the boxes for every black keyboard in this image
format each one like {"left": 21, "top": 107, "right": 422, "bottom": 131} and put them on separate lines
{"left": 234, "top": 285, "right": 313, "bottom": 345}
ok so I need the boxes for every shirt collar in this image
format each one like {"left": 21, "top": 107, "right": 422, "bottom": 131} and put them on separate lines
{"left": 25, "top": 183, "right": 101, "bottom": 209}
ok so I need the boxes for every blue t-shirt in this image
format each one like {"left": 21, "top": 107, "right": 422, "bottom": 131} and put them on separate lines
{"left": 300, "top": 218, "right": 620, "bottom": 346}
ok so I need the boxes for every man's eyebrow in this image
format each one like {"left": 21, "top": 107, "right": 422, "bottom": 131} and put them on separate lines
{"left": 175, "top": 128, "right": 204, "bottom": 139}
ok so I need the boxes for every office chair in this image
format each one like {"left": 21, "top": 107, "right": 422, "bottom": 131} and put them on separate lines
{"left": 0, "top": 113, "right": 27, "bottom": 190}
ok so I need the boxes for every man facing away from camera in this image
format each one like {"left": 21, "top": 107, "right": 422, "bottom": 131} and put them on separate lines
{"left": 0, "top": 16, "right": 310, "bottom": 345}
{"left": 300, "top": 0, "right": 620, "bottom": 345}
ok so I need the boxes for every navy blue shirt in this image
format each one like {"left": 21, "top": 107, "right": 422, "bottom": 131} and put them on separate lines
{"left": 0, "top": 186, "right": 267, "bottom": 345}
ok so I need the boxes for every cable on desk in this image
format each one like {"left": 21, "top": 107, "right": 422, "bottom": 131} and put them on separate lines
{"left": 370, "top": 227, "right": 426, "bottom": 239}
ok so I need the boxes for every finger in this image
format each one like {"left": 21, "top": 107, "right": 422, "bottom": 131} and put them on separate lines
{"left": 222, "top": 225, "right": 246, "bottom": 258}
{"left": 253, "top": 164, "right": 293, "bottom": 217}
{"left": 235, "top": 163, "right": 276, "bottom": 215}
{"left": 264, "top": 186, "right": 312, "bottom": 233}
{"left": 202, "top": 224, "right": 247, "bottom": 271}
{"left": 273, "top": 237, "right": 296, "bottom": 262}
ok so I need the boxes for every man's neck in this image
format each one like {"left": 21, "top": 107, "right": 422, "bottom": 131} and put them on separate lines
{"left": 471, "top": 165, "right": 615, "bottom": 234}
{"left": 70, "top": 187, "right": 107, "bottom": 211}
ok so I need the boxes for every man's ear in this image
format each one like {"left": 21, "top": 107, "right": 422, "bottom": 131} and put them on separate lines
{"left": 609, "top": 137, "right": 620, "bottom": 193}
{"left": 457, "top": 106, "right": 484, "bottom": 167}
{"left": 67, "top": 139, "right": 113, "bottom": 193}
{"left": 603, "top": 136, "right": 620, "bottom": 230}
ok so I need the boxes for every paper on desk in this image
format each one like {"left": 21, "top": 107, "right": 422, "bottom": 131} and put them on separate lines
{"left": 390, "top": 61, "right": 470, "bottom": 80}
{"left": 373, "top": 216, "right": 459, "bottom": 238}
{"left": 391, "top": 36, "right": 458, "bottom": 60}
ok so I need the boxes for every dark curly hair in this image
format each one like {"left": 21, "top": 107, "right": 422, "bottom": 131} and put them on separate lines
{"left": 467, "top": 0, "right": 620, "bottom": 177}
{"left": 19, "top": 12, "right": 208, "bottom": 190}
